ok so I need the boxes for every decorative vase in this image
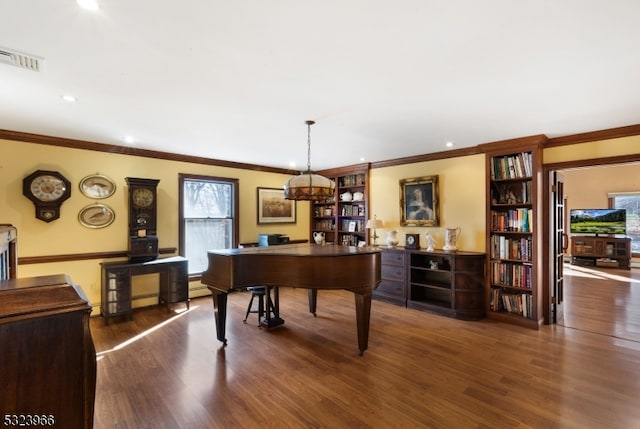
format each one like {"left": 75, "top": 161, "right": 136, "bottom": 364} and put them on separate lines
{"left": 313, "top": 231, "right": 325, "bottom": 245}
{"left": 385, "top": 230, "right": 399, "bottom": 247}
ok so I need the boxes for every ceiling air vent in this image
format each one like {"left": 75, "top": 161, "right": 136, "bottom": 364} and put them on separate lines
{"left": 0, "top": 47, "right": 44, "bottom": 72}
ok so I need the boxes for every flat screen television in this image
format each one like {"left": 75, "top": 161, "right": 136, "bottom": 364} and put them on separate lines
{"left": 569, "top": 209, "right": 626, "bottom": 235}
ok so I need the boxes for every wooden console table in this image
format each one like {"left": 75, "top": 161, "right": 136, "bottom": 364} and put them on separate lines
{"left": 0, "top": 274, "right": 96, "bottom": 429}
{"left": 101, "top": 256, "right": 189, "bottom": 324}
{"left": 571, "top": 236, "right": 631, "bottom": 269}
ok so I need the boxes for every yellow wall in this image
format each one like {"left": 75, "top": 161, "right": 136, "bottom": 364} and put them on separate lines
{"left": 3, "top": 131, "right": 640, "bottom": 315}
{"left": 544, "top": 135, "right": 640, "bottom": 163}
{"left": 563, "top": 163, "right": 640, "bottom": 210}
{"left": 370, "top": 154, "right": 486, "bottom": 252}
{"left": 0, "top": 139, "right": 309, "bottom": 312}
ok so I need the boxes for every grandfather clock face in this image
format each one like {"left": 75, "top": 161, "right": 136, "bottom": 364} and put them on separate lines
{"left": 125, "top": 177, "right": 159, "bottom": 237}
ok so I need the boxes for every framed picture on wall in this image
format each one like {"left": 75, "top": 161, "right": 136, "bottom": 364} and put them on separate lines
{"left": 257, "top": 187, "right": 296, "bottom": 224}
{"left": 400, "top": 175, "right": 439, "bottom": 227}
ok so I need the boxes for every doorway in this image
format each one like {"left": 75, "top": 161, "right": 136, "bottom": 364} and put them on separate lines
{"left": 545, "top": 156, "right": 640, "bottom": 341}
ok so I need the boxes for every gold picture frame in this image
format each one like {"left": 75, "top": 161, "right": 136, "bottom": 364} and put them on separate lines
{"left": 400, "top": 175, "right": 439, "bottom": 227}
{"left": 78, "top": 203, "right": 115, "bottom": 228}
{"left": 257, "top": 187, "right": 296, "bottom": 224}
{"left": 79, "top": 174, "right": 116, "bottom": 199}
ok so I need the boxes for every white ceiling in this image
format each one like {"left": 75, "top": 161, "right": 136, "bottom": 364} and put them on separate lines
{"left": 1, "top": 1, "right": 639, "bottom": 171}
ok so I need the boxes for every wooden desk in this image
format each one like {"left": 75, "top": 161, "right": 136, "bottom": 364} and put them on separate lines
{"left": 0, "top": 274, "right": 96, "bottom": 429}
{"left": 101, "top": 256, "right": 189, "bottom": 324}
{"left": 201, "top": 243, "right": 381, "bottom": 355}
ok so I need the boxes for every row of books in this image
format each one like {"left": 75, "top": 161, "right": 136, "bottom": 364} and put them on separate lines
{"left": 340, "top": 204, "right": 365, "bottom": 216}
{"left": 313, "top": 220, "right": 334, "bottom": 231}
{"left": 491, "top": 152, "right": 533, "bottom": 180}
{"left": 490, "top": 235, "right": 533, "bottom": 261}
{"left": 338, "top": 174, "right": 365, "bottom": 187}
{"left": 340, "top": 234, "right": 363, "bottom": 246}
{"left": 490, "top": 261, "right": 532, "bottom": 289}
{"left": 340, "top": 219, "right": 365, "bottom": 232}
{"left": 491, "top": 209, "right": 532, "bottom": 232}
{"left": 489, "top": 288, "right": 534, "bottom": 319}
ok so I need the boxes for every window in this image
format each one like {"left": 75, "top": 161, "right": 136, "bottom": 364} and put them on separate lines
{"left": 610, "top": 192, "right": 640, "bottom": 255}
{"left": 179, "top": 174, "right": 238, "bottom": 276}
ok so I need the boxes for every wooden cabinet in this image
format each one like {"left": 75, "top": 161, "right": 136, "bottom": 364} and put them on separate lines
{"left": 0, "top": 274, "right": 96, "bottom": 429}
{"left": 0, "top": 224, "right": 17, "bottom": 280}
{"left": 571, "top": 235, "right": 631, "bottom": 269}
{"left": 101, "top": 256, "right": 189, "bottom": 324}
{"left": 311, "top": 164, "right": 369, "bottom": 245}
{"left": 485, "top": 138, "right": 544, "bottom": 328}
{"left": 373, "top": 247, "right": 407, "bottom": 306}
{"left": 407, "top": 249, "right": 485, "bottom": 320}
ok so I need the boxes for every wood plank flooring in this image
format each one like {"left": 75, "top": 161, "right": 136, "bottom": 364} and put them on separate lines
{"left": 91, "top": 268, "right": 640, "bottom": 429}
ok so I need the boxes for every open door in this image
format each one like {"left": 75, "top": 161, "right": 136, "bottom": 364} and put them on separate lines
{"left": 551, "top": 171, "right": 565, "bottom": 323}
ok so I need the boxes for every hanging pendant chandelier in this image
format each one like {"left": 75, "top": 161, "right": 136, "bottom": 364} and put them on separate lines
{"left": 284, "top": 120, "right": 335, "bottom": 201}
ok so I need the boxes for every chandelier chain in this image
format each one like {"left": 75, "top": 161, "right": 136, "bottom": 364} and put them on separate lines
{"left": 306, "top": 120, "right": 313, "bottom": 173}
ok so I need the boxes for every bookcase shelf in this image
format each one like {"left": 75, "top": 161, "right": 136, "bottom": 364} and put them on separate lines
{"left": 407, "top": 249, "right": 485, "bottom": 320}
{"left": 485, "top": 138, "right": 545, "bottom": 329}
{"left": 310, "top": 164, "right": 369, "bottom": 246}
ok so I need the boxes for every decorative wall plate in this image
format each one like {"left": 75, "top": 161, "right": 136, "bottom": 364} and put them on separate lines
{"left": 79, "top": 174, "right": 116, "bottom": 199}
{"left": 78, "top": 203, "right": 115, "bottom": 228}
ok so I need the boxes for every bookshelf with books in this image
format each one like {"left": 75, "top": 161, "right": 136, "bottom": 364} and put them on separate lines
{"left": 484, "top": 137, "right": 545, "bottom": 329}
{"left": 310, "top": 164, "right": 369, "bottom": 246}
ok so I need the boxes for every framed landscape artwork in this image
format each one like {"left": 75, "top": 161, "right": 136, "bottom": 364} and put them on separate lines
{"left": 257, "top": 187, "right": 296, "bottom": 224}
{"left": 400, "top": 175, "right": 439, "bottom": 227}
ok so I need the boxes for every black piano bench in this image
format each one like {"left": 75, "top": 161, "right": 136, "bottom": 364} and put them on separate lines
{"left": 244, "top": 286, "right": 267, "bottom": 325}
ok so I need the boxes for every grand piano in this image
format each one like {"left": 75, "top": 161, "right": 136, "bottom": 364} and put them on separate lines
{"left": 200, "top": 243, "right": 381, "bottom": 355}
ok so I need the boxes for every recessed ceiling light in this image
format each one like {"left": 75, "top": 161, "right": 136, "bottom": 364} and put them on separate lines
{"left": 61, "top": 94, "right": 76, "bottom": 102}
{"left": 76, "top": 0, "right": 99, "bottom": 11}
{"left": 124, "top": 136, "right": 135, "bottom": 144}
{"left": 445, "top": 141, "right": 454, "bottom": 148}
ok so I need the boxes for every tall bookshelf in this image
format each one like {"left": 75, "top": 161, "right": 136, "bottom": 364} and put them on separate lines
{"left": 310, "top": 164, "right": 369, "bottom": 246}
{"left": 485, "top": 137, "right": 545, "bottom": 329}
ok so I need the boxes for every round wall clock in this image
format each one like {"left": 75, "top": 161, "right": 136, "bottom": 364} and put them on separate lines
{"left": 79, "top": 174, "right": 116, "bottom": 199}
{"left": 78, "top": 203, "right": 115, "bottom": 228}
{"left": 23, "top": 170, "right": 71, "bottom": 222}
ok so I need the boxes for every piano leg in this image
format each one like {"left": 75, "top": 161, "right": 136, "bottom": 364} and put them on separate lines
{"left": 260, "top": 286, "right": 285, "bottom": 328}
{"left": 354, "top": 292, "right": 372, "bottom": 356}
{"left": 307, "top": 289, "right": 317, "bottom": 316}
{"left": 210, "top": 291, "right": 228, "bottom": 346}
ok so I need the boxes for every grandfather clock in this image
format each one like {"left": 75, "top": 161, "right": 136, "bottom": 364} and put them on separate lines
{"left": 125, "top": 177, "right": 160, "bottom": 263}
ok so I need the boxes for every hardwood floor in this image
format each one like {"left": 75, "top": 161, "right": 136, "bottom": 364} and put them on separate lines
{"left": 91, "top": 271, "right": 640, "bottom": 429}
{"left": 560, "top": 264, "right": 640, "bottom": 342}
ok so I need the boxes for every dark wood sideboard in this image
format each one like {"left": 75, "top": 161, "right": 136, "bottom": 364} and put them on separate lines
{"left": 374, "top": 247, "right": 486, "bottom": 320}
{"left": 571, "top": 235, "right": 631, "bottom": 269}
{"left": 0, "top": 274, "right": 96, "bottom": 429}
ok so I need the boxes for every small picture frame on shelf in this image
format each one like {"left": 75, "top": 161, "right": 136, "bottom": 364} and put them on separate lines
{"left": 348, "top": 220, "right": 357, "bottom": 232}
{"left": 257, "top": 187, "right": 296, "bottom": 224}
{"left": 400, "top": 175, "right": 439, "bottom": 227}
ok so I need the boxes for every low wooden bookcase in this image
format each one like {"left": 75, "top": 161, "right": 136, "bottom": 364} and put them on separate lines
{"left": 571, "top": 235, "right": 631, "bottom": 269}
{"left": 372, "top": 247, "right": 486, "bottom": 320}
